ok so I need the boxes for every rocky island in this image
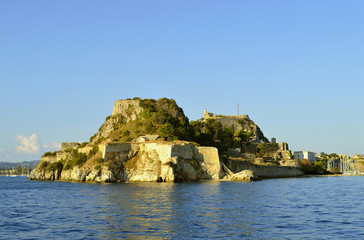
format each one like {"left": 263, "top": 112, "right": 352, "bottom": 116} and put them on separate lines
{"left": 29, "top": 98, "right": 303, "bottom": 182}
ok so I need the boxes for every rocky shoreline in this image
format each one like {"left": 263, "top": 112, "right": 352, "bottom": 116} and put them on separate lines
{"left": 29, "top": 98, "right": 304, "bottom": 183}
{"left": 29, "top": 141, "right": 303, "bottom": 183}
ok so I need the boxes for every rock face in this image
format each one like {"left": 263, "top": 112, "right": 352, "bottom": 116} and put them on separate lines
{"left": 111, "top": 99, "right": 144, "bottom": 120}
{"left": 61, "top": 142, "right": 80, "bottom": 151}
{"left": 29, "top": 142, "right": 221, "bottom": 182}
{"left": 90, "top": 98, "right": 189, "bottom": 144}
{"left": 229, "top": 170, "right": 256, "bottom": 182}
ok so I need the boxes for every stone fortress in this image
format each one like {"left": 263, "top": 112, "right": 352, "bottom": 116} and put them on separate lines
{"left": 111, "top": 99, "right": 144, "bottom": 120}
{"left": 203, "top": 109, "right": 250, "bottom": 121}
{"left": 202, "top": 109, "right": 267, "bottom": 143}
{"left": 30, "top": 98, "right": 304, "bottom": 183}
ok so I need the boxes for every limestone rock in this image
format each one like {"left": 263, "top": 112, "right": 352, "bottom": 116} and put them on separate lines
{"left": 111, "top": 100, "right": 144, "bottom": 121}
{"left": 230, "top": 170, "right": 256, "bottom": 182}
{"left": 30, "top": 141, "right": 222, "bottom": 183}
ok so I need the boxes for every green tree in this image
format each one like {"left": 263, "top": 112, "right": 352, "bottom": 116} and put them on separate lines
{"left": 313, "top": 161, "right": 327, "bottom": 174}
{"left": 22, "top": 167, "right": 29, "bottom": 175}
{"left": 256, "top": 144, "right": 267, "bottom": 158}
{"left": 320, "top": 152, "right": 328, "bottom": 160}
{"left": 233, "top": 130, "right": 253, "bottom": 143}
{"left": 14, "top": 166, "right": 22, "bottom": 174}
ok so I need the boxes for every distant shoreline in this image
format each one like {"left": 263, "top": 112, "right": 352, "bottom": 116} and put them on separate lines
{"left": 306, "top": 173, "right": 364, "bottom": 177}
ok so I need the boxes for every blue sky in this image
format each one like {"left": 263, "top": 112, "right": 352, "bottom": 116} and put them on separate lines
{"left": 1, "top": 0, "right": 364, "bottom": 162}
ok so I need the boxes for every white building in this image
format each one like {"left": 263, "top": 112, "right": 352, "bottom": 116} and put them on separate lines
{"left": 294, "top": 151, "right": 316, "bottom": 163}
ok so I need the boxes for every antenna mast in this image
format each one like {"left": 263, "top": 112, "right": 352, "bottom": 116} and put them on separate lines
{"left": 237, "top": 102, "right": 240, "bottom": 116}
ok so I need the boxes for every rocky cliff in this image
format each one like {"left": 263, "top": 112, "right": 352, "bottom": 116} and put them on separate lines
{"left": 30, "top": 98, "right": 302, "bottom": 182}
{"left": 90, "top": 98, "right": 190, "bottom": 144}
{"left": 29, "top": 142, "right": 221, "bottom": 182}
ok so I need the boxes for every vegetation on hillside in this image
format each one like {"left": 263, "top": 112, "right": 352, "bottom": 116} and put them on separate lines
{"left": 138, "top": 98, "right": 190, "bottom": 141}
{"left": 90, "top": 98, "right": 192, "bottom": 143}
{"left": 256, "top": 143, "right": 279, "bottom": 158}
{"left": 189, "top": 119, "right": 255, "bottom": 154}
{"left": 87, "top": 98, "right": 269, "bottom": 157}
{"left": 79, "top": 98, "right": 270, "bottom": 160}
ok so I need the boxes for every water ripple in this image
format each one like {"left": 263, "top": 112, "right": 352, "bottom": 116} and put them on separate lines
{"left": 1, "top": 176, "right": 364, "bottom": 239}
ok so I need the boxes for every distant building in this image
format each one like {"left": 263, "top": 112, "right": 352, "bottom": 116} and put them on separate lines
{"left": 294, "top": 151, "right": 316, "bottom": 163}
{"left": 271, "top": 138, "right": 276, "bottom": 144}
{"left": 278, "top": 142, "right": 289, "bottom": 151}
{"left": 327, "top": 157, "right": 354, "bottom": 174}
{"left": 315, "top": 153, "right": 322, "bottom": 161}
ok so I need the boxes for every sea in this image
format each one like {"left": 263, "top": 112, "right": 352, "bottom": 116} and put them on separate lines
{"left": 0, "top": 176, "right": 363, "bottom": 240}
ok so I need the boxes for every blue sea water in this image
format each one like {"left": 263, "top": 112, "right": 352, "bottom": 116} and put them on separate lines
{"left": 0, "top": 176, "right": 363, "bottom": 239}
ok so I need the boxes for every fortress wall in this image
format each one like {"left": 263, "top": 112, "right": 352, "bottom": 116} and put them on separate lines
{"left": 196, "top": 147, "right": 221, "bottom": 179}
{"left": 102, "top": 143, "right": 133, "bottom": 159}
{"left": 223, "top": 114, "right": 250, "bottom": 119}
{"left": 61, "top": 142, "right": 79, "bottom": 151}
{"left": 223, "top": 158, "right": 303, "bottom": 179}
{"left": 111, "top": 100, "right": 143, "bottom": 117}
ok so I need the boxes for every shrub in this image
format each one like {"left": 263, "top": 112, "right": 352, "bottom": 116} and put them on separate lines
{"left": 78, "top": 142, "right": 88, "bottom": 148}
{"left": 63, "top": 151, "right": 88, "bottom": 170}
{"left": 122, "top": 130, "right": 130, "bottom": 137}
{"left": 95, "top": 158, "right": 103, "bottom": 163}
{"left": 140, "top": 109, "right": 153, "bottom": 119}
{"left": 146, "top": 123, "right": 156, "bottom": 134}
{"left": 74, "top": 153, "right": 87, "bottom": 166}
{"left": 43, "top": 151, "right": 57, "bottom": 157}
{"left": 48, "top": 161, "right": 63, "bottom": 172}
{"left": 90, "top": 145, "right": 99, "bottom": 156}
{"left": 313, "top": 160, "right": 327, "bottom": 173}
{"left": 94, "top": 165, "right": 101, "bottom": 171}
{"left": 157, "top": 123, "right": 175, "bottom": 140}
{"left": 301, "top": 159, "right": 314, "bottom": 174}
{"left": 63, "top": 163, "right": 72, "bottom": 171}
{"left": 39, "top": 161, "right": 49, "bottom": 169}
{"left": 95, "top": 137, "right": 104, "bottom": 145}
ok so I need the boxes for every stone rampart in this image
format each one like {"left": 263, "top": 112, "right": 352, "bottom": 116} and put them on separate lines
{"left": 79, "top": 141, "right": 222, "bottom": 182}
{"left": 61, "top": 142, "right": 79, "bottom": 151}
{"left": 101, "top": 142, "right": 138, "bottom": 160}
{"left": 223, "top": 158, "right": 303, "bottom": 179}
{"left": 196, "top": 147, "right": 221, "bottom": 179}
{"left": 203, "top": 110, "right": 250, "bottom": 120}
{"left": 278, "top": 142, "right": 289, "bottom": 151}
{"left": 111, "top": 100, "right": 144, "bottom": 121}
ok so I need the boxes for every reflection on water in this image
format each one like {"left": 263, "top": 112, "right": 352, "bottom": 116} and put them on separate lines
{"left": 91, "top": 182, "right": 226, "bottom": 239}
{"left": 1, "top": 177, "right": 364, "bottom": 239}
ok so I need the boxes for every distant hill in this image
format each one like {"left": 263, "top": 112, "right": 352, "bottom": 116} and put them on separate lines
{"left": 0, "top": 160, "right": 40, "bottom": 169}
